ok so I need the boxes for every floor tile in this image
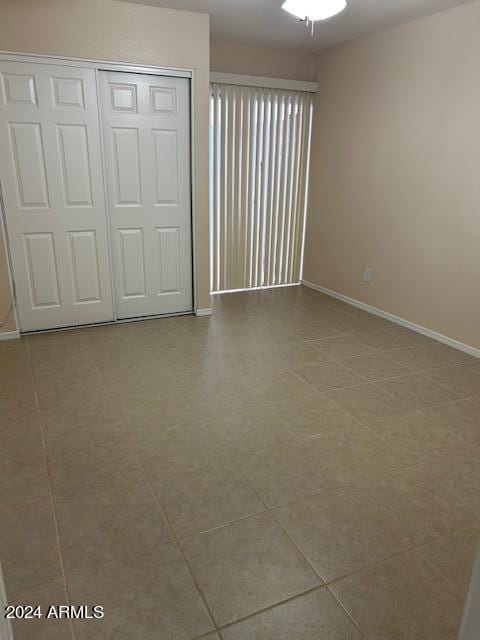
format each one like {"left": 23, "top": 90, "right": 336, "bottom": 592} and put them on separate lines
{"left": 220, "top": 587, "right": 363, "bottom": 640}
{"left": 152, "top": 458, "right": 264, "bottom": 538}
{"left": 377, "top": 373, "right": 460, "bottom": 409}
{"left": 416, "top": 448, "right": 480, "bottom": 513}
{"left": 131, "top": 420, "right": 227, "bottom": 482}
{"left": 310, "top": 336, "right": 375, "bottom": 360}
{"left": 6, "top": 579, "right": 71, "bottom": 640}
{"left": 236, "top": 428, "right": 407, "bottom": 508}
{"left": 180, "top": 513, "right": 320, "bottom": 626}
{"left": 426, "top": 365, "right": 480, "bottom": 398}
{"left": 358, "top": 466, "right": 477, "bottom": 546}
{"left": 351, "top": 328, "right": 413, "bottom": 351}
{"left": 48, "top": 431, "right": 145, "bottom": 500}
{"left": 180, "top": 375, "right": 259, "bottom": 417}
{"left": 117, "top": 394, "right": 198, "bottom": 432}
{"left": 325, "top": 383, "right": 408, "bottom": 422}
{"left": 424, "top": 399, "right": 480, "bottom": 446}
{"left": 247, "top": 369, "right": 314, "bottom": 403}
{"left": 68, "top": 543, "right": 214, "bottom": 640}
{"left": 235, "top": 438, "right": 334, "bottom": 507}
{"left": 56, "top": 479, "right": 172, "bottom": 573}
{"left": 367, "top": 409, "right": 467, "bottom": 462}
{"left": 385, "top": 345, "right": 453, "bottom": 372}
{"left": 342, "top": 353, "right": 410, "bottom": 381}
{"left": 275, "top": 486, "right": 411, "bottom": 582}
{"left": 330, "top": 551, "right": 463, "bottom": 640}
{"left": 0, "top": 501, "right": 62, "bottom": 593}
{"left": 292, "top": 362, "right": 365, "bottom": 392}
{"left": 418, "top": 525, "right": 480, "bottom": 598}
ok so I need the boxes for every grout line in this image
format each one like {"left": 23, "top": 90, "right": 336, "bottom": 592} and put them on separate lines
{"left": 25, "top": 335, "right": 76, "bottom": 640}
{"left": 82, "top": 335, "right": 220, "bottom": 636}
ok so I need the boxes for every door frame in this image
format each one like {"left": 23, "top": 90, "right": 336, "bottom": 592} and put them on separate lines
{"left": 0, "top": 50, "right": 198, "bottom": 331}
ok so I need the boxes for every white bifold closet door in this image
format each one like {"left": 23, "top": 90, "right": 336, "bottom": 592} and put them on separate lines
{"left": 0, "top": 61, "right": 114, "bottom": 331}
{"left": 210, "top": 83, "right": 313, "bottom": 293}
{"left": 100, "top": 72, "right": 193, "bottom": 319}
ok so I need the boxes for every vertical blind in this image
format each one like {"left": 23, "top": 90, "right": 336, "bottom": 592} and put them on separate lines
{"left": 210, "top": 83, "right": 313, "bottom": 293}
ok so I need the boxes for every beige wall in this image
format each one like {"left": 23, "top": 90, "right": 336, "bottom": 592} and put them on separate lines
{"left": 211, "top": 40, "right": 314, "bottom": 81}
{"left": 303, "top": 0, "right": 480, "bottom": 350}
{"left": 0, "top": 0, "right": 210, "bottom": 334}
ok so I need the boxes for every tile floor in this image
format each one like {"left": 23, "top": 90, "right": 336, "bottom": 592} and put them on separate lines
{"left": 1, "top": 285, "right": 480, "bottom": 639}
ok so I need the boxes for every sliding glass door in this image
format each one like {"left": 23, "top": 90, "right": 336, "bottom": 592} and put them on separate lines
{"left": 210, "top": 83, "right": 313, "bottom": 293}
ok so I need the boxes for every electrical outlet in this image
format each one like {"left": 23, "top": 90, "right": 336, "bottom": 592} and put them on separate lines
{"left": 363, "top": 267, "right": 373, "bottom": 283}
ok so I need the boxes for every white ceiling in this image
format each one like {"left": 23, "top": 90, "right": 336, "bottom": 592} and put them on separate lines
{"left": 123, "top": 0, "right": 472, "bottom": 52}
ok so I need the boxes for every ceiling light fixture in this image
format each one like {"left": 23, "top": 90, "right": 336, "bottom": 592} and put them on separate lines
{"left": 282, "top": 0, "right": 346, "bottom": 34}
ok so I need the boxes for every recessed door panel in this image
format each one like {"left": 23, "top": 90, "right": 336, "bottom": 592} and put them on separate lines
{"left": 119, "top": 229, "right": 146, "bottom": 298}
{"left": 2, "top": 73, "right": 37, "bottom": 106}
{"left": 157, "top": 227, "right": 180, "bottom": 294}
{"left": 68, "top": 230, "right": 101, "bottom": 303}
{"left": 0, "top": 61, "right": 114, "bottom": 331}
{"left": 112, "top": 127, "right": 141, "bottom": 206}
{"left": 100, "top": 71, "right": 192, "bottom": 318}
{"left": 153, "top": 129, "right": 178, "bottom": 205}
{"left": 24, "top": 233, "right": 60, "bottom": 308}
{"left": 57, "top": 124, "right": 93, "bottom": 207}
{"left": 9, "top": 122, "right": 49, "bottom": 208}
{"left": 52, "top": 77, "right": 85, "bottom": 109}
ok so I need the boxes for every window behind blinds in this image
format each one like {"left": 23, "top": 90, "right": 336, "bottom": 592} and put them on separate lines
{"left": 210, "top": 83, "right": 313, "bottom": 293}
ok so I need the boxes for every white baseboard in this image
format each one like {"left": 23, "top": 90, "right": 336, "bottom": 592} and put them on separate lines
{"left": 195, "top": 308, "right": 212, "bottom": 317}
{"left": 301, "top": 279, "right": 480, "bottom": 358}
{"left": 0, "top": 330, "right": 20, "bottom": 341}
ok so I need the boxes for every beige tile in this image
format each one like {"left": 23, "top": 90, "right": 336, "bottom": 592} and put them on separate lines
{"left": 117, "top": 394, "right": 198, "bottom": 432}
{"left": 311, "top": 336, "right": 375, "bottom": 360}
{"left": 0, "top": 501, "right": 62, "bottom": 593}
{"left": 468, "top": 392, "right": 480, "bottom": 406}
{"left": 252, "top": 341, "right": 335, "bottom": 369}
{"left": 275, "top": 486, "right": 411, "bottom": 582}
{"left": 0, "top": 423, "right": 51, "bottom": 509}
{"left": 68, "top": 543, "right": 214, "bottom": 640}
{"left": 284, "top": 321, "right": 342, "bottom": 341}
{"left": 378, "top": 373, "right": 460, "bottom": 409}
{"left": 342, "top": 353, "right": 410, "bottom": 381}
{"left": 367, "top": 409, "right": 467, "bottom": 462}
{"left": 204, "top": 403, "right": 295, "bottom": 455}
{"left": 325, "top": 383, "right": 408, "bottom": 422}
{"left": 416, "top": 448, "right": 480, "bottom": 513}
{"left": 385, "top": 345, "right": 453, "bottom": 372}
{"left": 330, "top": 551, "right": 463, "bottom": 640}
{"left": 41, "top": 400, "right": 124, "bottom": 447}
{"left": 131, "top": 420, "right": 227, "bottom": 482}
{"left": 56, "top": 479, "right": 172, "bottom": 573}
{"left": 7, "top": 579, "right": 71, "bottom": 640}
{"left": 221, "top": 587, "right": 363, "bottom": 640}
{"left": 235, "top": 438, "right": 333, "bottom": 507}
{"left": 152, "top": 458, "right": 264, "bottom": 538}
{"left": 426, "top": 342, "right": 480, "bottom": 367}
{"left": 180, "top": 375, "right": 259, "bottom": 417}
{"left": 352, "top": 328, "right": 413, "bottom": 351}
{"left": 236, "top": 428, "right": 407, "bottom": 508}
{"left": 381, "top": 324, "right": 436, "bottom": 346}
{"left": 358, "top": 466, "right": 477, "bottom": 546}
{"left": 426, "top": 365, "right": 480, "bottom": 398}
{"left": 418, "top": 525, "right": 480, "bottom": 599}
{"left": 246, "top": 369, "right": 314, "bottom": 404}
{"left": 206, "top": 394, "right": 358, "bottom": 455}
{"left": 180, "top": 513, "right": 320, "bottom": 626}
{"left": 424, "top": 399, "right": 480, "bottom": 446}
{"left": 48, "top": 431, "right": 145, "bottom": 500}
{"left": 292, "top": 362, "right": 364, "bottom": 392}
